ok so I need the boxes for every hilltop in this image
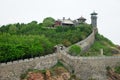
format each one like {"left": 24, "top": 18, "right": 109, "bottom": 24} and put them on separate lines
{"left": 0, "top": 20, "right": 92, "bottom": 62}
{"left": 0, "top": 16, "right": 120, "bottom": 63}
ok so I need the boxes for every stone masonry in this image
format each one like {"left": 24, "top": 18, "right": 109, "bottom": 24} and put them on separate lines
{"left": 0, "top": 53, "right": 57, "bottom": 80}
{"left": 60, "top": 50, "right": 120, "bottom": 80}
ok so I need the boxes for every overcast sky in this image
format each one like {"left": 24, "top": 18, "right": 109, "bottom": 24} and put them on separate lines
{"left": 0, "top": 0, "right": 120, "bottom": 45}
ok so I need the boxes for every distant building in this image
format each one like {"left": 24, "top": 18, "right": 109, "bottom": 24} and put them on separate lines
{"left": 54, "top": 20, "right": 61, "bottom": 26}
{"left": 91, "top": 11, "right": 98, "bottom": 27}
{"left": 90, "top": 11, "right": 98, "bottom": 33}
{"left": 62, "top": 17, "right": 74, "bottom": 26}
{"left": 54, "top": 12, "right": 98, "bottom": 28}
{"left": 54, "top": 17, "right": 74, "bottom": 27}
{"left": 77, "top": 16, "right": 86, "bottom": 24}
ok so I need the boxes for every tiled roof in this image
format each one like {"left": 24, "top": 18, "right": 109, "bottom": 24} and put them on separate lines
{"left": 62, "top": 19, "right": 74, "bottom": 24}
{"left": 77, "top": 16, "right": 86, "bottom": 20}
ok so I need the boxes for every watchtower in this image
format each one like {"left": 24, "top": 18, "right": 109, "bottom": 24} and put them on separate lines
{"left": 91, "top": 11, "right": 98, "bottom": 27}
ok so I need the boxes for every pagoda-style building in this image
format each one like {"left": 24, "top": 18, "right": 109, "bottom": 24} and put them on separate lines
{"left": 77, "top": 16, "right": 86, "bottom": 24}
{"left": 54, "top": 17, "right": 74, "bottom": 27}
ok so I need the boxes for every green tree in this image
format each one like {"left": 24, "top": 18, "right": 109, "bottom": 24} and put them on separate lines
{"left": 43, "top": 17, "right": 55, "bottom": 27}
{"left": 8, "top": 24, "right": 17, "bottom": 34}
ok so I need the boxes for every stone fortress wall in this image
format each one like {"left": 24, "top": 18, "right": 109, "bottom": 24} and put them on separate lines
{"left": 74, "top": 30, "right": 95, "bottom": 52}
{"left": 60, "top": 50, "right": 120, "bottom": 80}
{"left": 0, "top": 30, "right": 120, "bottom": 80}
{"left": 0, "top": 53, "right": 58, "bottom": 80}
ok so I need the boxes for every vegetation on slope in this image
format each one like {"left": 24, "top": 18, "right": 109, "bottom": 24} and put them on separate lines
{"left": 106, "top": 65, "right": 120, "bottom": 80}
{"left": 67, "top": 32, "right": 119, "bottom": 56}
{"left": 0, "top": 34, "right": 54, "bottom": 62}
{"left": 20, "top": 61, "right": 70, "bottom": 80}
{"left": 20, "top": 61, "right": 82, "bottom": 80}
{"left": 82, "top": 33, "right": 118, "bottom": 56}
{"left": 0, "top": 17, "right": 92, "bottom": 63}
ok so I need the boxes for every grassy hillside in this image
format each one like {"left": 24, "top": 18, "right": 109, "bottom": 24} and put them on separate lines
{"left": 0, "top": 21, "right": 92, "bottom": 62}
{"left": 82, "top": 33, "right": 119, "bottom": 56}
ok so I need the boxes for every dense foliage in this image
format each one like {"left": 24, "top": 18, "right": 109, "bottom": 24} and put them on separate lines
{"left": 0, "top": 18, "right": 92, "bottom": 62}
{"left": 69, "top": 45, "right": 81, "bottom": 56}
{"left": 0, "top": 34, "right": 54, "bottom": 62}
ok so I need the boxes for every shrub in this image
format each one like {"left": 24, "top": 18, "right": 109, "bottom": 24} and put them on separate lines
{"left": 69, "top": 45, "right": 81, "bottom": 56}
{"left": 115, "top": 66, "right": 120, "bottom": 74}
